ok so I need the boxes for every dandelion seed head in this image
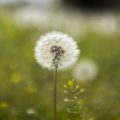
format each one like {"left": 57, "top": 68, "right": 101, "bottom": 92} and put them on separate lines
{"left": 73, "top": 59, "right": 98, "bottom": 82}
{"left": 35, "top": 31, "right": 80, "bottom": 70}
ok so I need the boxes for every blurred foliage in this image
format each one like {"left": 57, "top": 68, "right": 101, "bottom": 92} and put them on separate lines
{"left": 64, "top": 80, "right": 90, "bottom": 120}
{"left": 0, "top": 7, "right": 120, "bottom": 120}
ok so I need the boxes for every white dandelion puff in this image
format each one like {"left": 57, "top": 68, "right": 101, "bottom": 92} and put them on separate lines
{"left": 73, "top": 59, "right": 98, "bottom": 82}
{"left": 34, "top": 31, "right": 80, "bottom": 70}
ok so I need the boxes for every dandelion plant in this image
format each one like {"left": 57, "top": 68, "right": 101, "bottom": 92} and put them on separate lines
{"left": 34, "top": 31, "right": 80, "bottom": 120}
{"left": 73, "top": 59, "right": 98, "bottom": 82}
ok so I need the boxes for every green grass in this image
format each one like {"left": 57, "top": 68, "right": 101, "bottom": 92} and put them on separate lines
{"left": 0, "top": 8, "right": 120, "bottom": 120}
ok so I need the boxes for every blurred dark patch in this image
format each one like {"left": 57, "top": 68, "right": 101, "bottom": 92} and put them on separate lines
{"left": 62, "top": 0, "right": 120, "bottom": 11}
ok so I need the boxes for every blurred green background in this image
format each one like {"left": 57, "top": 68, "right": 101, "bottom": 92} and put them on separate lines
{"left": 0, "top": 0, "right": 120, "bottom": 120}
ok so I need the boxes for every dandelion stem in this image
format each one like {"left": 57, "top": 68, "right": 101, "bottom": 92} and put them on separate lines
{"left": 53, "top": 67, "right": 57, "bottom": 120}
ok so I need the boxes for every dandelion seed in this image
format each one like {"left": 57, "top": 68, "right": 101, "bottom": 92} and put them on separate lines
{"left": 35, "top": 31, "right": 80, "bottom": 70}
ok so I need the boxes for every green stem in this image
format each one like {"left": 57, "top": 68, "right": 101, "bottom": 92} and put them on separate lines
{"left": 53, "top": 67, "right": 57, "bottom": 120}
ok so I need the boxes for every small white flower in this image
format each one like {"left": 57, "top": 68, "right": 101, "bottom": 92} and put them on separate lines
{"left": 26, "top": 108, "right": 36, "bottom": 115}
{"left": 73, "top": 59, "right": 98, "bottom": 82}
{"left": 35, "top": 31, "right": 80, "bottom": 70}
